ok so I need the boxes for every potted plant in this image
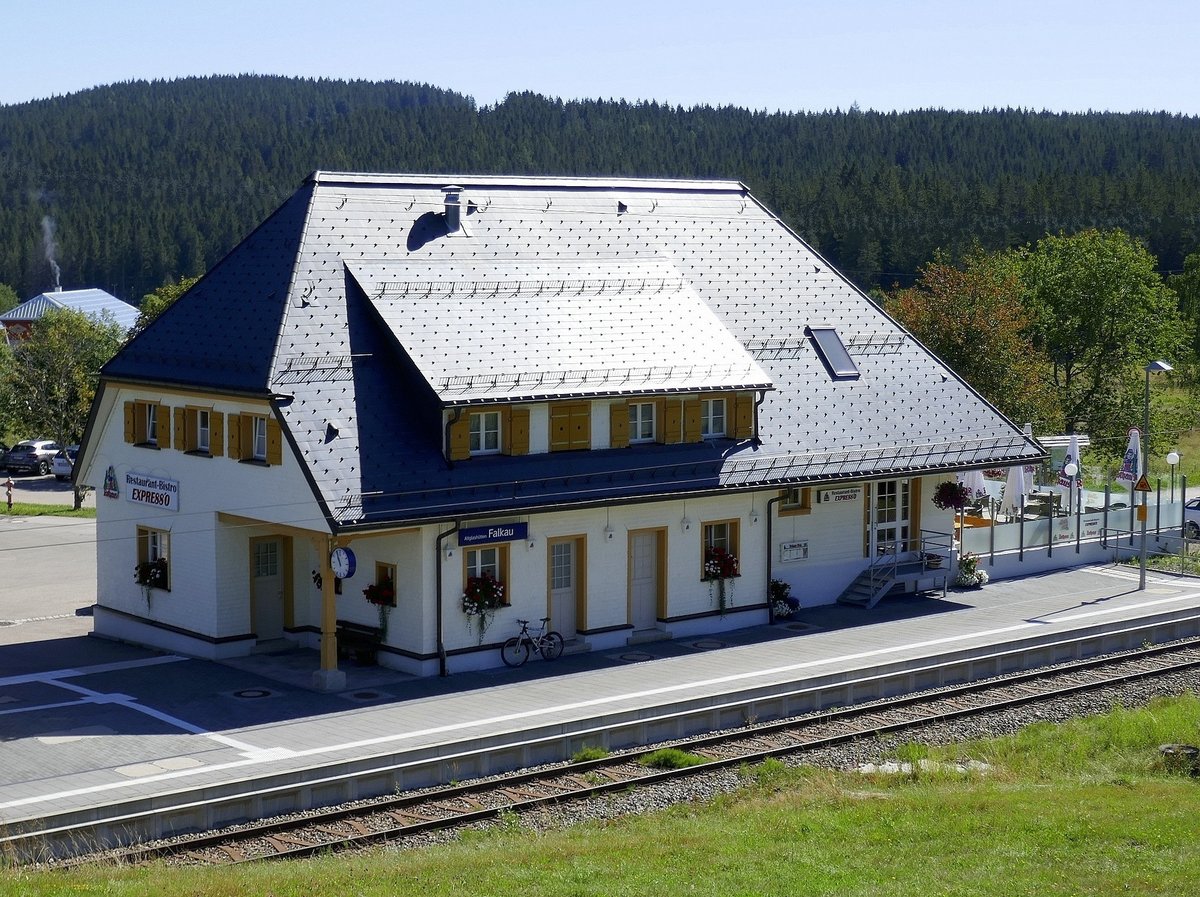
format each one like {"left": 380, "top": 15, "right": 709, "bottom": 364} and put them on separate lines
{"left": 955, "top": 552, "right": 989, "bottom": 588}
{"left": 768, "top": 578, "right": 800, "bottom": 620}
{"left": 921, "top": 552, "right": 944, "bottom": 569}
{"left": 932, "top": 481, "right": 971, "bottom": 511}
{"left": 363, "top": 578, "right": 395, "bottom": 638}
{"left": 462, "top": 571, "right": 506, "bottom": 643}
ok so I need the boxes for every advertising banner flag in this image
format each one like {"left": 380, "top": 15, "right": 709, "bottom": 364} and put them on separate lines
{"left": 1117, "top": 428, "right": 1141, "bottom": 484}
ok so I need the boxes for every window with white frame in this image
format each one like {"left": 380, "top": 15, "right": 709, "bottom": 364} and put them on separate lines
{"left": 251, "top": 415, "right": 268, "bottom": 460}
{"left": 628, "top": 402, "right": 655, "bottom": 443}
{"left": 701, "top": 519, "right": 740, "bottom": 579}
{"left": 469, "top": 411, "right": 501, "bottom": 454}
{"left": 701, "top": 398, "right": 726, "bottom": 438}
{"left": 464, "top": 544, "right": 509, "bottom": 604}
{"left": 196, "top": 409, "right": 210, "bottom": 453}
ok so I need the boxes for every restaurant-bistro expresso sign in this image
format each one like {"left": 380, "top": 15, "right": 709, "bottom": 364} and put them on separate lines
{"left": 126, "top": 473, "right": 180, "bottom": 511}
{"left": 458, "top": 522, "right": 528, "bottom": 547}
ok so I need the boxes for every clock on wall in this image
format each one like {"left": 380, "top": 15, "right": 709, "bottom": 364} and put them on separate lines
{"left": 330, "top": 546, "right": 357, "bottom": 579}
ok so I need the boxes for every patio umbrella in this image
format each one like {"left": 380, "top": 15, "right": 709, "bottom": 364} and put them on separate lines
{"left": 958, "top": 469, "right": 988, "bottom": 499}
{"left": 1000, "top": 463, "right": 1028, "bottom": 516}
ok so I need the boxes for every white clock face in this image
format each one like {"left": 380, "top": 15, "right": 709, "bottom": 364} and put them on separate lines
{"left": 331, "top": 547, "right": 356, "bottom": 579}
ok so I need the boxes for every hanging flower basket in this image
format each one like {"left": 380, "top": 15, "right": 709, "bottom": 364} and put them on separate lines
{"left": 462, "top": 572, "right": 506, "bottom": 643}
{"left": 932, "top": 481, "right": 971, "bottom": 511}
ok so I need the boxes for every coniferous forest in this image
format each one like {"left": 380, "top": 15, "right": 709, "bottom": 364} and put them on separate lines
{"left": 1, "top": 74, "right": 1199, "bottom": 302}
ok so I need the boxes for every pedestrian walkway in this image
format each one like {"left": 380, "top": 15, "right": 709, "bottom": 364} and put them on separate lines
{"left": 2, "top": 563, "right": 1199, "bottom": 852}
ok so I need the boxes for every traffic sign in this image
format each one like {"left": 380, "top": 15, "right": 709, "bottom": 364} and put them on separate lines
{"left": 1133, "top": 474, "right": 1152, "bottom": 493}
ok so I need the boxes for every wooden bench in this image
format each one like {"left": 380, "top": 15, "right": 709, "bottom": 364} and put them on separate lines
{"left": 335, "top": 619, "right": 382, "bottom": 665}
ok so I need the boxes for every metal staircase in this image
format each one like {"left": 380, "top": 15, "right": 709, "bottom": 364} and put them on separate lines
{"left": 837, "top": 530, "right": 952, "bottom": 609}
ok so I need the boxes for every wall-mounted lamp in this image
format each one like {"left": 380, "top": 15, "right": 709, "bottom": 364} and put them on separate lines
{"left": 750, "top": 510, "right": 760, "bottom": 526}
{"left": 527, "top": 537, "right": 536, "bottom": 551}
{"left": 604, "top": 524, "right": 615, "bottom": 542}
{"left": 680, "top": 517, "right": 692, "bottom": 533}
{"left": 444, "top": 547, "right": 455, "bottom": 560}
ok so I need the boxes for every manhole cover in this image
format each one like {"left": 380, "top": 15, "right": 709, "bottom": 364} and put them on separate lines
{"left": 689, "top": 639, "right": 727, "bottom": 650}
{"left": 231, "top": 688, "right": 275, "bottom": 699}
{"left": 785, "top": 622, "right": 814, "bottom": 632}
{"left": 613, "top": 651, "right": 656, "bottom": 663}
{"left": 340, "top": 689, "right": 389, "bottom": 703}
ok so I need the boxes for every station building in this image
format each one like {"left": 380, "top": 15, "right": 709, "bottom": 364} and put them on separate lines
{"left": 76, "top": 172, "right": 1045, "bottom": 690}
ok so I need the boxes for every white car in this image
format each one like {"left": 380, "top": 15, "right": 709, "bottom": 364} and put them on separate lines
{"left": 52, "top": 445, "right": 79, "bottom": 481}
{"left": 1184, "top": 497, "right": 1200, "bottom": 539}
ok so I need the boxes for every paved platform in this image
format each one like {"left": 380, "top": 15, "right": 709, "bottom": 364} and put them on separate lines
{"left": 3, "top": 562, "right": 1200, "bottom": 848}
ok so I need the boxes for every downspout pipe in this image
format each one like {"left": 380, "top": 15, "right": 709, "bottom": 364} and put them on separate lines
{"left": 752, "top": 390, "right": 767, "bottom": 445}
{"left": 764, "top": 493, "right": 784, "bottom": 622}
{"left": 435, "top": 521, "right": 460, "bottom": 677}
{"left": 444, "top": 408, "right": 463, "bottom": 470}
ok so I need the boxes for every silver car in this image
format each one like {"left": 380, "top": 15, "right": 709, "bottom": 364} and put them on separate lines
{"left": 4, "top": 439, "right": 61, "bottom": 476}
{"left": 52, "top": 445, "right": 79, "bottom": 481}
{"left": 1184, "top": 497, "right": 1200, "bottom": 539}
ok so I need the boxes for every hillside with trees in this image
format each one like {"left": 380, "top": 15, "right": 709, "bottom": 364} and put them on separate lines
{"left": 2, "top": 76, "right": 1200, "bottom": 302}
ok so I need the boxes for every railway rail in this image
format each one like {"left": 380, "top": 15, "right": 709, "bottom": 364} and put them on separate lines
{"left": 46, "top": 636, "right": 1200, "bottom": 869}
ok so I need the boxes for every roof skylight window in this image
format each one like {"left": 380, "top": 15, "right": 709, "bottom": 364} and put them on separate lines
{"left": 805, "top": 325, "right": 860, "bottom": 380}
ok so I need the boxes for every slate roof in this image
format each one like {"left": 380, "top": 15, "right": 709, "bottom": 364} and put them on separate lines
{"left": 2, "top": 288, "right": 138, "bottom": 332}
{"left": 100, "top": 172, "right": 1045, "bottom": 531}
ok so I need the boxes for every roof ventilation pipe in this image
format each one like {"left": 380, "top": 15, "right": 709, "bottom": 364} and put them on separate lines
{"left": 442, "top": 185, "right": 463, "bottom": 233}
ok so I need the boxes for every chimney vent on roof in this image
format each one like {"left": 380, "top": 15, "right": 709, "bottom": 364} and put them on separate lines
{"left": 442, "top": 185, "right": 463, "bottom": 233}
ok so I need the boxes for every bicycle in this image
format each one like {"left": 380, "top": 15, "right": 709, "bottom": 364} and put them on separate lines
{"left": 500, "top": 617, "right": 564, "bottom": 667}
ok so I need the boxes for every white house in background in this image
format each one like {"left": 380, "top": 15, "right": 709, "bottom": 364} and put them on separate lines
{"left": 1, "top": 288, "right": 138, "bottom": 344}
{"left": 76, "top": 172, "right": 1045, "bottom": 690}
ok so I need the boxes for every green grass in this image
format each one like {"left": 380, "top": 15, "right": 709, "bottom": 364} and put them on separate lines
{"left": 8, "top": 696, "right": 1200, "bottom": 895}
{"left": 0, "top": 501, "right": 95, "bottom": 518}
{"left": 570, "top": 745, "right": 610, "bottom": 763}
{"left": 638, "top": 747, "right": 709, "bottom": 769}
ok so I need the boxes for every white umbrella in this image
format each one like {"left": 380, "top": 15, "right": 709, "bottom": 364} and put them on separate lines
{"left": 958, "top": 470, "right": 988, "bottom": 499}
{"left": 1000, "top": 463, "right": 1028, "bottom": 516}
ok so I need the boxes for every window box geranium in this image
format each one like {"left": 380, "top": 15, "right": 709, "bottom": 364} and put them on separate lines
{"left": 703, "top": 547, "right": 739, "bottom": 615}
{"left": 462, "top": 572, "right": 506, "bottom": 642}
{"left": 134, "top": 558, "right": 169, "bottom": 590}
{"left": 363, "top": 580, "right": 395, "bottom": 607}
{"left": 932, "top": 481, "right": 971, "bottom": 511}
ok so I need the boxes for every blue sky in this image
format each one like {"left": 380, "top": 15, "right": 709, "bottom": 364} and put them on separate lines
{"left": 3, "top": 0, "right": 1197, "bottom": 114}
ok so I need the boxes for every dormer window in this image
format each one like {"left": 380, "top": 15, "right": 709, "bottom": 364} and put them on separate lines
{"left": 701, "top": 398, "right": 726, "bottom": 438}
{"left": 470, "top": 411, "right": 501, "bottom": 455}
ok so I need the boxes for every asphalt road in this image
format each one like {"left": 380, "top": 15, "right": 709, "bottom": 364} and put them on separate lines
{"left": 1, "top": 474, "right": 98, "bottom": 648}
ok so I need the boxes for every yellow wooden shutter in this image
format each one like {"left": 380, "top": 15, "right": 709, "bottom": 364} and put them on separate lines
{"left": 509, "top": 408, "right": 530, "bottom": 455}
{"left": 654, "top": 399, "right": 667, "bottom": 444}
{"left": 173, "top": 407, "right": 186, "bottom": 451}
{"left": 609, "top": 403, "right": 629, "bottom": 448}
{"left": 570, "top": 403, "right": 590, "bottom": 449}
{"left": 549, "top": 403, "right": 571, "bottom": 452}
{"left": 663, "top": 399, "right": 683, "bottom": 445}
{"left": 448, "top": 413, "right": 470, "bottom": 461}
{"left": 123, "top": 401, "right": 135, "bottom": 443}
{"left": 683, "top": 398, "right": 702, "bottom": 442}
{"left": 266, "top": 418, "right": 282, "bottom": 466}
{"left": 211, "top": 412, "right": 224, "bottom": 457}
{"left": 734, "top": 393, "right": 754, "bottom": 439}
{"left": 228, "top": 412, "right": 242, "bottom": 459}
{"left": 157, "top": 403, "right": 171, "bottom": 447}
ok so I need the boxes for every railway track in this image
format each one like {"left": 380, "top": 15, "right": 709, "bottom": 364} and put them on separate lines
{"left": 52, "top": 636, "right": 1200, "bottom": 869}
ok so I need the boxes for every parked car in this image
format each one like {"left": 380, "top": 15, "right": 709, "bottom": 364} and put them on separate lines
{"left": 52, "top": 445, "right": 80, "bottom": 481}
{"left": 1184, "top": 497, "right": 1200, "bottom": 539}
{"left": 3, "top": 439, "right": 62, "bottom": 475}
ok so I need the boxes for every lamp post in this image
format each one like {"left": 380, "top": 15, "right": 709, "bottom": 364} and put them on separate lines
{"left": 1167, "top": 451, "right": 1180, "bottom": 504}
{"left": 1140, "top": 360, "right": 1174, "bottom": 590}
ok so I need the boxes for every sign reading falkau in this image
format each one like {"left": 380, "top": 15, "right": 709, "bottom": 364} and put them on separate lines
{"left": 458, "top": 522, "right": 528, "bottom": 546}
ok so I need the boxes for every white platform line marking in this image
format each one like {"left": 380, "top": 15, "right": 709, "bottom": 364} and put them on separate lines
{"left": 3, "top": 589, "right": 1199, "bottom": 814}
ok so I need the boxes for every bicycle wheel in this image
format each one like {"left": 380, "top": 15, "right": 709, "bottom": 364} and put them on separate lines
{"left": 501, "top": 636, "right": 530, "bottom": 667}
{"left": 540, "top": 631, "right": 564, "bottom": 660}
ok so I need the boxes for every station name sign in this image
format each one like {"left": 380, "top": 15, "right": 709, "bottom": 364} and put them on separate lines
{"left": 458, "top": 522, "right": 528, "bottom": 547}
{"left": 126, "top": 472, "right": 180, "bottom": 511}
